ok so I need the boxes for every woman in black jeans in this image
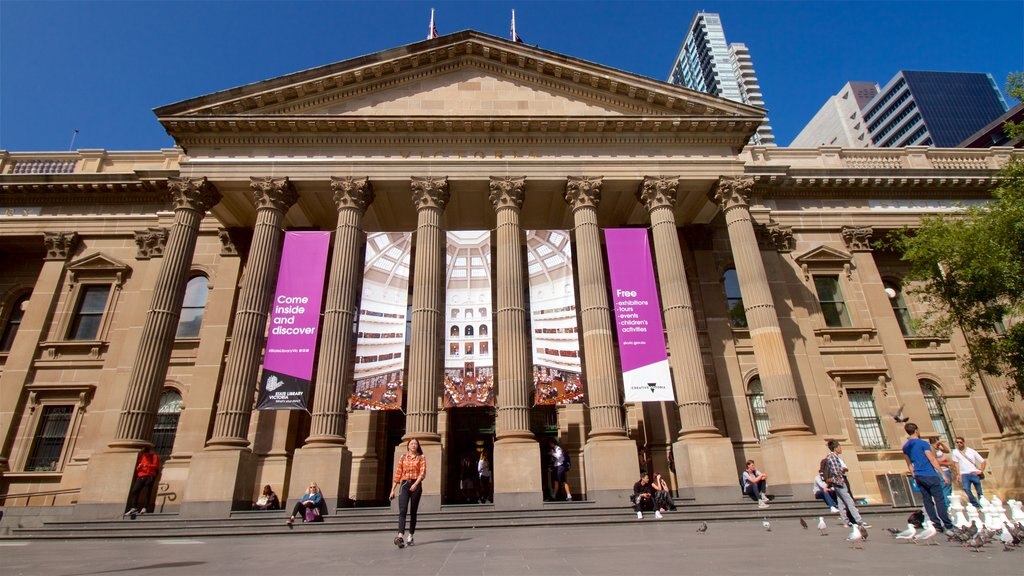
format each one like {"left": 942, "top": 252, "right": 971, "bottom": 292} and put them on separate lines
{"left": 389, "top": 438, "right": 426, "bottom": 548}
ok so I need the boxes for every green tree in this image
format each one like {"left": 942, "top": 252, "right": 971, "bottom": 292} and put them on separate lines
{"left": 888, "top": 77, "right": 1024, "bottom": 396}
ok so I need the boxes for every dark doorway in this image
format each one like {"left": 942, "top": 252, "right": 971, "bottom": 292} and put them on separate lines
{"left": 445, "top": 407, "right": 495, "bottom": 504}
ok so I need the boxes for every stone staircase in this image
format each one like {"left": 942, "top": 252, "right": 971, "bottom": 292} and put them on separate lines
{"left": 4, "top": 498, "right": 917, "bottom": 540}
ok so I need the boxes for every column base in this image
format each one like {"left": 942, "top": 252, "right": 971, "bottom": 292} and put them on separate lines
{"left": 493, "top": 438, "right": 542, "bottom": 510}
{"left": 672, "top": 436, "right": 740, "bottom": 503}
{"left": 179, "top": 448, "right": 257, "bottom": 518}
{"left": 73, "top": 449, "right": 140, "bottom": 520}
{"left": 582, "top": 437, "right": 639, "bottom": 506}
{"left": 986, "top": 434, "right": 1024, "bottom": 500}
{"left": 288, "top": 445, "right": 352, "bottom": 509}
{"left": 391, "top": 439, "right": 444, "bottom": 512}
{"left": 758, "top": 435, "right": 825, "bottom": 497}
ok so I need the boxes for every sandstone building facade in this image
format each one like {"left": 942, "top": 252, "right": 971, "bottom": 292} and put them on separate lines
{"left": 0, "top": 32, "right": 1021, "bottom": 519}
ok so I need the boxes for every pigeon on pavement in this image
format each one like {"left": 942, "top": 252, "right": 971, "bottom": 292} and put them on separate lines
{"left": 800, "top": 518, "right": 808, "bottom": 529}
{"left": 696, "top": 521, "right": 708, "bottom": 534}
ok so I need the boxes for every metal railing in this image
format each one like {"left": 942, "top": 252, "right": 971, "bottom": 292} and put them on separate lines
{"left": 0, "top": 488, "right": 80, "bottom": 504}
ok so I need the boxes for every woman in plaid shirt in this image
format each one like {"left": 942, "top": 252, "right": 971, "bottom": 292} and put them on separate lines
{"left": 390, "top": 438, "right": 427, "bottom": 548}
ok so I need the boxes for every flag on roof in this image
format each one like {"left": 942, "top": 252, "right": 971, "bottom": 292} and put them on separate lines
{"left": 428, "top": 8, "right": 439, "bottom": 40}
{"left": 511, "top": 10, "right": 523, "bottom": 43}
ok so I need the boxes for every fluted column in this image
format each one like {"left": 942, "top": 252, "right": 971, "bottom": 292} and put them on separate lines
{"left": 490, "top": 176, "right": 532, "bottom": 440}
{"left": 305, "top": 177, "right": 375, "bottom": 445}
{"left": 638, "top": 176, "right": 718, "bottom": 437}
{"left": 111, "top": 178, "right": 220, "bottom": 447}
{"left": 565, "top": 176, "right": 626, "bottom": 439}
{"left": 208, "top": 177, "right": 298, "bottom": 447}
{"left": 715, "top": 177, "right": 809, "bottom": 435}
{"left": 404, "top": 177, "right": 449, "bottom": 441}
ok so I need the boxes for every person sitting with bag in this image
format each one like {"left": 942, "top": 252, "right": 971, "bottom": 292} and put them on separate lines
{"left": 286, "top": 481, "right": 326, "bottom": 526}
{"left": 253, "top": 484, "right": 280, "bottom": 510}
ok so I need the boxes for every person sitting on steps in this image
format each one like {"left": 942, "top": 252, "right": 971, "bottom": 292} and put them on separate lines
{"left": 741, "top": 459, "right": 770, "bottom": 508}
{"left": 632, "top": 472, "right": 659, "bottom": 519}
{"left": 285, "top": 482, "right": 326, "bottom": 526}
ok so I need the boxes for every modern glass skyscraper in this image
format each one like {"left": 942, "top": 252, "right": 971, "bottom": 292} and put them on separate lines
{"left": 667, "top": 12, "right": 775, "bottom": 146}
{"left": 862, "top": 71, "right": 1008, "bottom": 148}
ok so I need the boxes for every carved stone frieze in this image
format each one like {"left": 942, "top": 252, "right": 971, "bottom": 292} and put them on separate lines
{"left": 410, "top": 176, "right": 450, "bottom": 211}
{"left": 564, "top": 176, "right": 603, "bottom": 210}
{"left": 43, "top": 231, "right": 79, "bottom": 261}
{"left": 168, "top": 176, "right": 221, "bottom": 213}
{"left": 134, "top": 227, "right": 169, "bottom": 260}
{"left": 250, "top": 176, "right": 299, "bottom": 212}
{"left": 330, "top": 176, "right": 375, "bottom": 213}
{"left": 219, "top": 227, "right": 253, "bottom": 258}
{"left": 756, "top": 222, "right": 795, "bottom": 253}
{"left": 713, "top": 177, "right": 753, "bottom": 209}
{"left": 637, "top": 176, "right": 680, "bottom": 211}
{"left": 488, "top": 176, "right": 526, "bottom": 211}
{"left": 841, "top": 226, "right": 874, "bottom": 252}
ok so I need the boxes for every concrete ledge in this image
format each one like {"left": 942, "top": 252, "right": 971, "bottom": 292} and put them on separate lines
{"left": 0, "top": 505, "right": 75, "bottom": 535}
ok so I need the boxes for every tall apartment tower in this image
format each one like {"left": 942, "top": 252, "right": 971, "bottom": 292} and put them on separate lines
{"left": 861, "top": 71, "right": 1007, "bottom": 147}
{"left": 790, "top": 82, "right": 880, "bottom": 148}
{"left": 668, "top": 12, "right": 775, "bottom": 146}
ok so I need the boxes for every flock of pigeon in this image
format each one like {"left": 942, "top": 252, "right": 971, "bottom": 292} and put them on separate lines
{"left": 692, "top": 495, "right": 1024, "bottom": 553}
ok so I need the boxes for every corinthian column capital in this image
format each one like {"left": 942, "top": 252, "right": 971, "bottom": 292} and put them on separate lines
{"left": 250, "top": 176, "right": 299, "bottom": 212}
{"left": 713, "top": 177, "right": 754, "bottom": 209}
{"left": 134, "top": 227, "right": 170, "bottom": 260}
{"left": 564, "top": 176, "right": 603, "bottom": 210}
{"left": 637, "top": 176, "right": 681, "bottom": 211}
{"left": 410, "top": 176, "right": 450, "bottom": 211}
{"left": 168, "top": 176, "right": 221, "bottom": 213}
{"left": 488, "top": 176, "right": 526, "bottom": 211}
{"left": 43, "top": 231, "right": 79, "bottom": 261}
{"left": 330, "top": 176, "right": 375, "bottom": 213}
{"left": 842, "top": 226, "right": 874, "bottom": 252}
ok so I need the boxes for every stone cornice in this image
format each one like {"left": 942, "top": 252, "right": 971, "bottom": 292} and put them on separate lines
{"left": 0, "top": 177, "right": 174, "bottom": 207}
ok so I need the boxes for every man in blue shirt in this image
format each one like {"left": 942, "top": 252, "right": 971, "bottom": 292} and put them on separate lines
{"left": 902, "top": 422, "right": 954, "bottom": 532}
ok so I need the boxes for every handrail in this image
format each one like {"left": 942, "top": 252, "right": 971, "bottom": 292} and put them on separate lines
{"left": 0, "top": 488, "right": 81, "bottom": 503}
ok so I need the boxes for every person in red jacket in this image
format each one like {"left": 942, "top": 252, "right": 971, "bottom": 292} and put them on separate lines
{"left": 125, "top": 446, "right": 160, "bottom": 518}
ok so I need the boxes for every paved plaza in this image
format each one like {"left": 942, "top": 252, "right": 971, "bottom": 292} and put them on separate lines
{"left": 1, "top": 513, "right": 1017, "bottom": 576}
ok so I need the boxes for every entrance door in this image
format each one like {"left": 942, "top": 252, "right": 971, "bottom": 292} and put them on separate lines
{"left": 446, "top": 407, "right": 495, "bottom": 504}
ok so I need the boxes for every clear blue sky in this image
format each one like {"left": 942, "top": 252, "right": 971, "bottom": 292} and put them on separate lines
{"left": 1, "top": 1, "right": 1021, "bottom": 151}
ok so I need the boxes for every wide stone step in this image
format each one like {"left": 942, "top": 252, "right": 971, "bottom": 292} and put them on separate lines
{"left": 5, "top": 500, "right": 916, "bottom": 540}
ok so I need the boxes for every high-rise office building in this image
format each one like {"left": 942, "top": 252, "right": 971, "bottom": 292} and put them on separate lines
{"left": 668, "top": 12, "right": 775, "bottom": 146}
{"left": 790, "top": 82, "right": 880, "bottom": 148}
{"left": 863, "top": 71, "right": 1007, "bottom": 147}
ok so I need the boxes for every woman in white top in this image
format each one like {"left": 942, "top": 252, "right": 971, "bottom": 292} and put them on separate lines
{"left": 477, "top": 451, "right": 492, "bottom": 504}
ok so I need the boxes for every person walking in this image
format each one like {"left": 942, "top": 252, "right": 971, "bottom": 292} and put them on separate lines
{"left": 902, "top": 423, "right": 954, "bottom": 532}
{"left": 823, "top": 441, "right": 871, "bottom": 529}
{"left": 547, "top": 438, "right": 573, "bottom": 501}
{"left": 124, "top": 446, "right": 160, "bottom": 517}
{"left": 390, "top": 438, "right": 426, "bottom": 548}
{"left": 477, "top": 451, "right": 492, "bottom": 504}
{"left": 950, "top": 436, "right": 987, "bottom": 508}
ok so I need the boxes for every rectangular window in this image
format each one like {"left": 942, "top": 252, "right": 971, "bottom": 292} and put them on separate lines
{"left": 26, "top": 405, "right": 73, "bottom": 471}
{"left": 814, "top": 276, "right": 850, "bottom": 327}
{"left": 848, "top": 390, "right": 887, "bottom": 449}
{"left": 750, "top": 395, "right": 770, "bottom": 443}
{"left": 68, "top": 284, "right": 111, "bottom": 340}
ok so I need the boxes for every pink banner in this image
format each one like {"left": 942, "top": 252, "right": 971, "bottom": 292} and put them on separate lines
{"left": 257, "top": 231, "right": 331, "bottom": 410}
{"left": 604, "top": 228, "right": 674, "bottom": 402}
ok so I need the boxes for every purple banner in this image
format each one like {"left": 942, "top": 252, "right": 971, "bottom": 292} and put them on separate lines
{"left": 604, "top": 228, "right": 674, "bottom": 402}
{"left": 257, "top": 231, "right": 330, "bottom": 410}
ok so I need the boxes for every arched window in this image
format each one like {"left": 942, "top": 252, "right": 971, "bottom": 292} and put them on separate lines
{"left": 1, "top": 293, "right": 31, "bottom": 352}
{"left": 723, "top": 269, "right": 747, "bottom": 328}
{"left": 152, "top": 389, "right": 183, "bottom": 462}
{"left": 450, "top": 325, "right": 460, "bottom": 337}
{"left": 920, "top": 380, "right": 953, "bottom": 446}
{"left": 479, "top": 324, "right": 488, "bottom": 336}
{"left": 884, "top": 280, "right": 913, "bottom": 336}
{"left": 465, "top": 325, "right": 474, "bottom": 337}
{"left": 175, "top": 276, "right": 209, "bottom": 339}
{"left": 747, "top": 378, "right": 770, "bottom": 442}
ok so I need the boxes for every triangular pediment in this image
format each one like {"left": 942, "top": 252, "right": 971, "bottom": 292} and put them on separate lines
{"left": 793, "top": 245, "right": 853, "bottom": 265}
{"left": 66, "top": 252, "right": 132, "bottom": 283}
{"left": 156, "top": 31, "right": 764, "bottom": 132}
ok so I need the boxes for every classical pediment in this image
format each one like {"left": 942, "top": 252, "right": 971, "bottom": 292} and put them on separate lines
{"left": 793, "top": 245, "right": 852, "bottom": 266}
{"left": 156, "top": 30, "right": 764, "bottom": 143}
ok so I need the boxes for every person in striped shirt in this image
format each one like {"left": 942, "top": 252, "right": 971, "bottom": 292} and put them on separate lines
{"left": 390, "top": 438, "right": 427, "bottom": 548}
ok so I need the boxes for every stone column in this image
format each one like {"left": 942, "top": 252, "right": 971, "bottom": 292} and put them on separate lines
{"left": 289, "top": 177, "right": 374, "bottom": 508}
{"left": 639, "top": 176, "right": 737, "bottom": 501}
{"left": 489, "top": 176, "right": 541, "bottom": 508}
{"left": 565, "top": 176, "right": 639, "bottom": 504}
{"left": 400, "top": 176, "right": 449, "bottom": 510}
{"left": 0, "top": 233, "right": 78, "bottom": 475}
{"left": 181, "top": 176, "right": 297, "bottom": 517}
{"left": 714, "top": 177, "right": 817, "bottom": 495}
